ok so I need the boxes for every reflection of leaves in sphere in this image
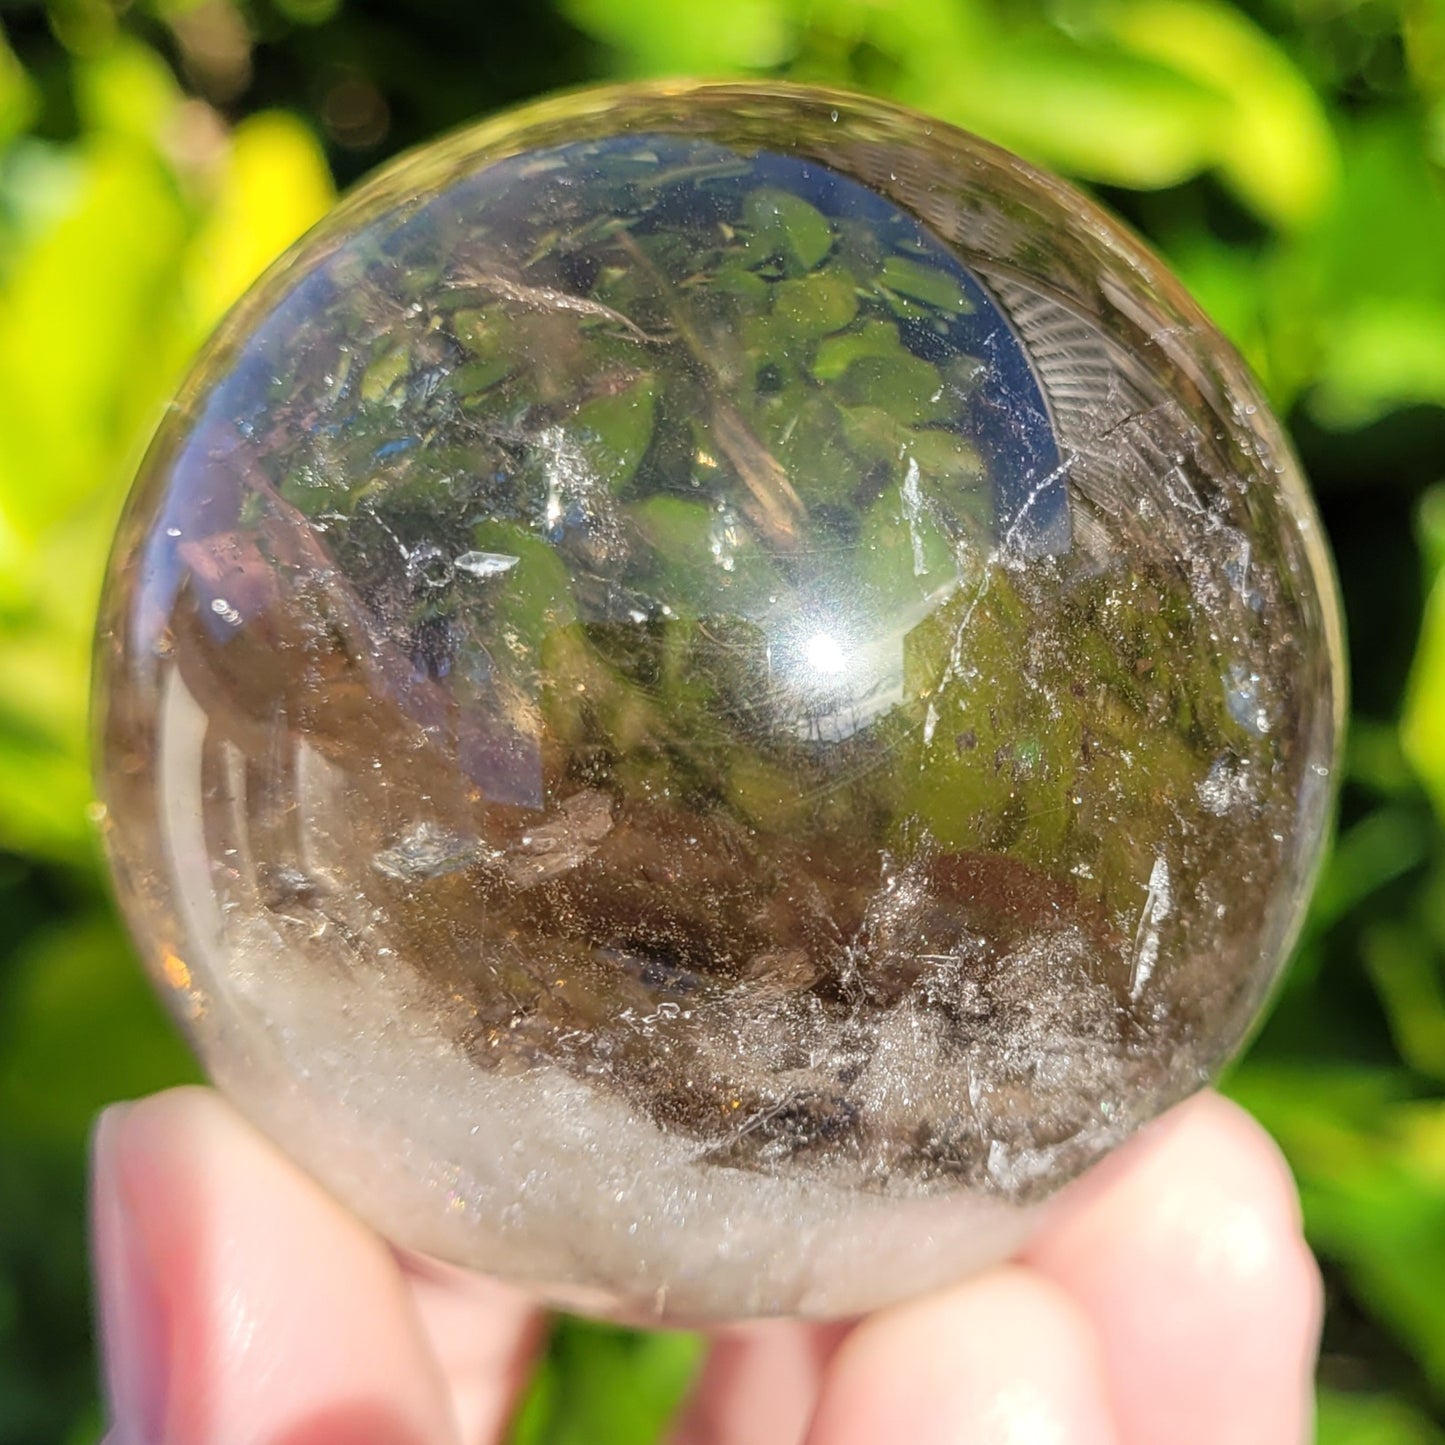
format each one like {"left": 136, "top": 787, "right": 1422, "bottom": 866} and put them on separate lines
{"left": 95, "top": 84, "right": 1342, "bottom": 1322}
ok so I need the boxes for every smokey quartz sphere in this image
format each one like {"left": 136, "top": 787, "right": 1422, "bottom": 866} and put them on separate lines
{"left": 96, "top": 82, "right": 1343, "bottom": 1322}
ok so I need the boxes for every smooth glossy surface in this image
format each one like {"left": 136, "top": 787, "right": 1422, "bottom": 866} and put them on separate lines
{"left": 95, "top": 82, "right": 1343, "bottom": 1321}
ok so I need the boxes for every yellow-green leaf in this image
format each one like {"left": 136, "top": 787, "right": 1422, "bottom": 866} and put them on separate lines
{"left": 1107, "top": 0, "right": 1339, "bottom": 227}
{"left": 560, "top": 0, "right": 793, "bottom": 72}
{"left": 0, "top": 24, "right": 38, "bottom": 146}
{"left": 1403, "top": 485, "right": 1445, "bottom": 818}
{"left": 185, "top": 110, "right": 335, "bottom": 329}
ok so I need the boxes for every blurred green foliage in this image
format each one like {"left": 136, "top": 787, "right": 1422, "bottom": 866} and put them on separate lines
{"left": 3, "top": 0, "right": 1445, "bottom": 1440}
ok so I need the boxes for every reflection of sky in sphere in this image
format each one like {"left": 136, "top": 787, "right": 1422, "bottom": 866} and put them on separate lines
{"left": 428, "top": 135, "right": 1070, "bottom": 562}
{"left": 413, "top": 136, "right": 1066, "bottom": 741}
{"left": 139, "top": 130, "right": 1072, "bottom": 761}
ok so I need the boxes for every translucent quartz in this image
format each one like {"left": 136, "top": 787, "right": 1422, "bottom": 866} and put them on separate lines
{"left": 95, "top": 82, "right": 1344, "bottom": 1322}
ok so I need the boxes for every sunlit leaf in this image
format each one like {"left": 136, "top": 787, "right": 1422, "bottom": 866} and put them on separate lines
{"left": 1106, "top": 0, "right": 1339, "bottom": 227}
{"left": 0, "top": 25, "right": 38, "bottom": 148}
{"left": 1361, "top": 920, "right": 1445, "bottom": 1085}
{"left": 185, "top": 110, "right": 335, "bottom": 328}
{"left": 0, "top": 64, "right": 331, "bottom": 861}
{"left": 575, "top": 375, "right": 657, "bottom": 491}
{"left": 73, "top": 34, "right": 181, "bottom": 141}
{"left": 1403, "top": 486, "right": 1445, "bottom": 822}
{"left": 902, "top": 34, "right": 1231, "bottom": 189}
{"left": 1307, "top": 809, "right": 1429, "bottom": 937}
{"left": 1314, "top": 298, "right": 1445, "bottom": 426}
{"left": 0, "top": 135, "right": 188, "bottom": 539}
{"left": 0, "top": 110, "right": 192, "bottom": 857}
{"left": 1317, "top": 1388, "right": 1445, "bottom": 1445}
{"left": 560, "top": 0, "right": 793, "bottom": 72}
{"left": 45, "top": 0, "right": 119, "bottom": 57}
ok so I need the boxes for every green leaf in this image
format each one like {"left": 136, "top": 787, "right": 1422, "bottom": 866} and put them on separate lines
{"left": 835, "top": 352, "right": 952, "bottom": 424}
{"left": 1307, "top": 808, "right": 1429, "bottom": 937}
{"left": 508, "top": 1318, "right": 702, "bottom": 1445}
{"left": 630, "top": 495, "right": 713, "bottom": 564}
{"left": 813, "top": 319, "right": 909, "bottom": 381}
{"left": 470, "top": 521, "right": 578, "bottom": 653}
{"left": 0, "top": 27, "right": 38, "bottom": 148}
{"left": 767, "top": 394, "right": 864, "bottom": 505}
{"left": 559, "top": 0, "right": 792, "bottom": 72}
{"left": 906, "top": 427, "right": 984, "bottom": 486}
{"left": 0, "top": 136, "right": 189, "bottom": 540}
{"left": 857, "top": 477, "right": 957, "bottom": 614}
{"left": 184, "top": 110, "right": 335, "bottom": 326}
{"left": 744, "top": 186, "right": 834, "bottom": 272}
{"left": 771, "top": 269, "right": 859, "bottom": 337}
{"left": 1361, "top": 920, "right": 1445, "bottom": 1085}
{"left": 1317, "top": 1389, "right": 1445, "bottom": 1445}
{"left": 73, "top": 36, "right": 180, "bottom": 143}
{"left": 1313, "top": 298, "right": 1445, "bottom": 427}
{"left": 1105, "top": 0, "right": 1339, "bottom": 228}
{"left": 878, "top": 253, "right": 974, "bottom": 314}
{"left": 0, "top": 92, "right": 332, "bottom": 860}
{"left": 0, "top": 910, "right": 200, "bottom": 1150}
{"left": 574, "top": 375, "right": 657, "bottom": 492}
{"left": 1275, "top": 120, "right": 1445, "bottom": 422}
{"left": 360, "top": 343, "right": 411, "bottom": 403}
{"left": 905, "top": 34, "right": 1231, "bottom": 190}
{"left": 1403, "top": 488, "right": 1445, "bottom": 820}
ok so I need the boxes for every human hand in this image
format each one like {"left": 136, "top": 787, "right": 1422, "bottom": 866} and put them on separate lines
{"left": 91, "top": 1087, "right": 1320, "bottom": 1444}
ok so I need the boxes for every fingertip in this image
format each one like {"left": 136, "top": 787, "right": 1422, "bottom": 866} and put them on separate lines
{"left": 807, "top": 1266, "right": 1117, "bottom": 1445}
{"left": 669, "top": 1321, "right": 846, "bottom": 1445}
{"left": 399, "top": 1253, "right": 545, "bottom": 1445}
{"left": 1031, "top": 1090, "right": 1315, "bottom": 1312}
{"left": 1026, "top": 1090, "right": 1321, "bottom": 1445}
{"left": 91, "top": 1101, "right": 168, "bottom": 1445}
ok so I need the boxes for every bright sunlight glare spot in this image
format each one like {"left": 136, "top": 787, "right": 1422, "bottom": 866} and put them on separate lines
{"left": 804, "top": 631, "right": 848, "bottom": 675}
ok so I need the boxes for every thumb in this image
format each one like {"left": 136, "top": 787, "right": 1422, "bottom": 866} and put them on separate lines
{"left": 90, "top": 1087, "right": 460, "bottom": 1445}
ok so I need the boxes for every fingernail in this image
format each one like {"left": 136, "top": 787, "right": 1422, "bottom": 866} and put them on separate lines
{"left": 92, "top": 1105, "right": 170, "bottom": 1444}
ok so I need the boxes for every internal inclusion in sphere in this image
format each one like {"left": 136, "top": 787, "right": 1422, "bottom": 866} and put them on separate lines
{"left": 95, "top": 83, "right": 1343, "bottom": 1321}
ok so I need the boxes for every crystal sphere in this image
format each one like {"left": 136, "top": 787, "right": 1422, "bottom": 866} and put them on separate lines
{"left": 95, "top": 81, "right": 1343, "bottom": 1322}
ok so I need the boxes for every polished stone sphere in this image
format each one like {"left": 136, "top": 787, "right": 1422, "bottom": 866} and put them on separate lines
{"left": 95, "top": 81, "right": 1343, "bottom": 1322}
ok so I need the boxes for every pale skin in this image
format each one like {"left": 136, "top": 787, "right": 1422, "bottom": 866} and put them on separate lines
{"left": 91, "top": 1088, "right": 1321, "bottom": 1445}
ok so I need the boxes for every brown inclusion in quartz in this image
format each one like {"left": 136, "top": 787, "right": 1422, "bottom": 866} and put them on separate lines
{"left": 95, "top": 84, "right": 1341, "bottom": 1321}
